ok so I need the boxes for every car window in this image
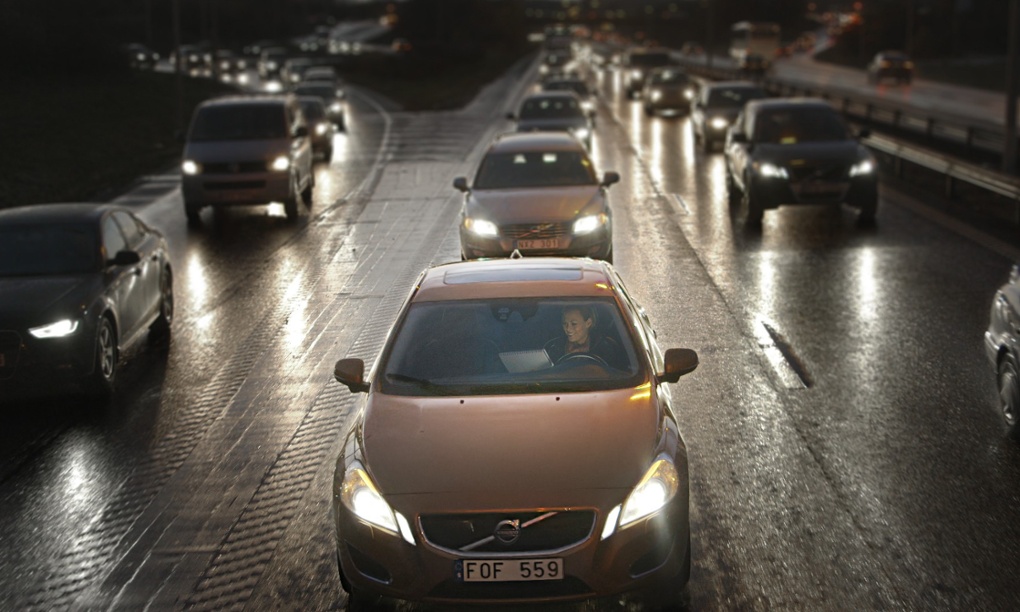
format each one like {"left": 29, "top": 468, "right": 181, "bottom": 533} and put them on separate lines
{"left": 752, "top": 107, "right": 850, "bottom": 144}
{"left": 113, "top": 211, "right": 143, "bottom": 248}
{"left": 294, "top": 84, "right": 335, "bottom": 100}
{"left": 299, "top": 100, "right": 326, "bottom": 121}
{"left": 188, "top": 104, "right": 288, "bottom": 141}
{"left": 473, "top": 151, "right": 597, "bottom": 189}
{"left": 103, "top": 216, "right": 128, "bottom": 260}
{"left": 519, "top": 97, "right": 583, "bottom": 119}
{"left": 707, "top": 87, "right": 766, "bottom": 108}
{"left": 0, "top": 224, "right": 98, "bottom": 276}
{"left": 379, "top": 297, "right": 645, "bottom": 396}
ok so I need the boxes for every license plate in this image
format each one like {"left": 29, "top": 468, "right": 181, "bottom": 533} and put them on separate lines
{"left": 516, "top": 238, "right": 558, "bottom": 250}
{"left": 456, "top": 558, "right": 564, "bottom": 582}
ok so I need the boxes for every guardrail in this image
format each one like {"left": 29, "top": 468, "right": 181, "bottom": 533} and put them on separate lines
{"left": 675, "top": 55, "right": 1020, "bottom": 225}
{"left": 676, "top": 57, "right": 1011, "bottom": 163}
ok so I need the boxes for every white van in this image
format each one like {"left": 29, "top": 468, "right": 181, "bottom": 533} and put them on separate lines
{"left": 180, "top": 94, "right": 314, "bottom": 224}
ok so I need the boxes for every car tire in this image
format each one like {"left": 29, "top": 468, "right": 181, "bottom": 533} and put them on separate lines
{"left": 88, "top": 316, "right": 118, "bottom": 398}
{"left": 302, "top": 179, "right": 314, "bottom": 210}
{"left": 185, "top": 201, "right": 202, "bottom": 226}
{"left": 149, "top": 266, "right": 174, "bottom": 342}
{"left": 856, "top": 197, "right": 878, "bottom": 225}
{"left": 998, "top": 354, "right": 1020, "bottom": 439}
{"left": 725, "top": 170, "right": 741, "bottom": 207}
{"left": 741, "top": 179, "right": 763, "bottom": 225}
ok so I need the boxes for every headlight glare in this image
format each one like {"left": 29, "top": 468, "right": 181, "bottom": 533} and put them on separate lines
{"left": 573, "top": 214, "right": 605, "bottom": 235}
{"left": 757, "top": 162, "right": 789, "bottom": 179}
{"left": 850, "top": 159, "right": 875, "bottom": 177}
{"left": 315, "top": 123, "right": 329, "bottom": 136}
{"left": 271, "top": 155, "right": 290, "bottom": 171}
{"left": 571, "top": 127, "right": 591, "bottom": 141}
{"left": 341, "top": 463, "right": 399, "bottom": 534}
{"left": 182, "top": 160, "right": 200, "bottom": 175}
{"left": 466, "top": 218, "right": 499, "bottom": 237}
{"left": 29, "top": 319, "right": 80, "bottom": 339}
{"left": 709, "top": 116, "right": 729, "bottom": 130}
{"left": 619, "top": 458, "right": 679, "bottom": 528}
{"left": 601, "top": 505, "right": 621, "bottom": 540}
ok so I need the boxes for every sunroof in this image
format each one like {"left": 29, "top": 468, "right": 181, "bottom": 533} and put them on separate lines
{"left": 444, "top": 265, "right": 584, "bottom": 285}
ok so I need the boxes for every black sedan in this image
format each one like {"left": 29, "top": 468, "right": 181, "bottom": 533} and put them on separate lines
{"left": 0, "top": 204, "right": 173, "bottom": 399}
{"left": 507, "top": 91, "right": 594, "bottom": 150}
{"left": 985, "top": 264, "right": 1020, "bottom": 439}
{"left": 724, "top": 98, "right": 879, "bottom": 225}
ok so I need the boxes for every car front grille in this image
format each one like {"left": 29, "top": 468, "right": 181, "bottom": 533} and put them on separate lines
{"left": 788, "top": 163, "right": 849, "bottom": 182}
{"left": 202, "top": 161, "right": 269, "bottom": 174}
{"left": 204, "top": 181, "right": 266, "bottom": 191}
{"left": 502, "top": 222, "right": 570, "bottom": 240}
{"left": 420, "top": 510, "right": 596, "bottom": 554}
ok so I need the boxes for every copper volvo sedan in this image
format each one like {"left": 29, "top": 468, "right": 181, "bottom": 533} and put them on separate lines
{"left": 454, "top": 132, "right": 619, "bottom": 262}
{"left": 331, "top": 257, "right": 698, "bottom": 610}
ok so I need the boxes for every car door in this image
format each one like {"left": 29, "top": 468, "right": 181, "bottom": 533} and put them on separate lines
{"left": 101, "top": 213, "right": 145, "bottom": 343}
{"left": 113, "top": 211, "right": 160, "bottom": 325}
{"left": 725, "top": 110, "right": 752, "bottom": 190}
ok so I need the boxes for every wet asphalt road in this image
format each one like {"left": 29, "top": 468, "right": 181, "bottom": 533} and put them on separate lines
{"left": 2, "top": 57, "right": 1020, "bottom": 611}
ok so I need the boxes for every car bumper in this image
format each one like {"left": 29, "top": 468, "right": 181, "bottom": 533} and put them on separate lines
{"left": 0, "top": 327, "right": 96, "bottom": 392}
{"left": 985, "top": 331, "right": 1001, "bottom": 367}
{"left": 181, "top": 172, "right": 293, "bottom": 207}
{"left": 460, "top": 227, "right": 612, "bottom": 261}
{"left": 335, "top": 493, "right": 689, "bottom": 605}
{"left": 749, "top": 175, "right": 878, "bottom": 210}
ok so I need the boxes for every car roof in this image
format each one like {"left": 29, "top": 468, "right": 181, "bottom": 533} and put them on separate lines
{"left": 198, "top": 94, "right": 293, "bottom": 109}
{"left": 0, "top": 203, "right": 122, "bottom": 226}
{"left": 412, "top": 257, "right": 619, "bottom": 302}
{"left": 744, "top": 97, "right": 834, "bottom": 114}
{"left": 704, "top": 80, "right": 764, "bottom": 90}
{"left": 522, "top": 90, "right": 581, "bottom": 102}
{"left": 486, "top": 131, "right": 588, "bottom": 154}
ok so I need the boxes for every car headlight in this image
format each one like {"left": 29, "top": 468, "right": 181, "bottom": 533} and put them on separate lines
{"left": 756, "top": 162, "right": 789, "bottom": 179}
{"left": 340, "top": 462, "right": 415, "bottom": 545}
{"left": 182, "top": 160, "right": 200, "bottom": 175}
{"left": 465, "top": 218, "right": 499, "bottom": 237}
{"left": 709, "top": 116, "right": 729, "bottom": 130}
{"left": 270, "top": 155, "right": 290, "bottom": 171}
{"left": 29, "top": 319, "right": 80, "bottom": 339}
{"left": 571, "top": 127, "right": 591, "bottom": 141}
{"left": 573, "top": 213, "right": 606, "bottom": 235}
{"left": 649, "top": 90, "right": 663, "bottom": 102}
{"left": 601, "top": 457, "right": 679, "bottom": 540}
{"left": 329, "top": 101, "right": 343, "bottom": 114}
{"left": 850, "top": 159, "right": 875, "bottom": 177}
{"left": 264, "top": 80, "right": 282, "bottom": 93}
{"left": 684, "top": 87, "right": 695, "bottom": 100}
{"left": 315, "top": 122, "right": 329, "bottom": 136}
{"left": 581, "top": 99, "right": 596, "bottom": 112}
{"left": 630, "top": 69, "right": 643, "bottom": 80}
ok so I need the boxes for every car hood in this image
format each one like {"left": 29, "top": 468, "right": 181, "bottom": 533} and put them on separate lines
{"left": 466, "top": 187, "right": 605, "bottom": 224}
{"left": 362, "top": 388, "right": 659, "bottom": 501}
{"left": 516, "top": 117, "right": 589, "bottom": 133}
{"left": 0, "top": 275, "right": 92, "bottom": 325}
{"left": 184, "top": 139, "right": 289, "bottom": 162}
{"left": 752, "top": 140, "right": 867, "bottom": 164}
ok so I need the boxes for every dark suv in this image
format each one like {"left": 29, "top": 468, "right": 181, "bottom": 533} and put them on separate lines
{"left": 724, "top": 98, "right": 879, "bottom": 225}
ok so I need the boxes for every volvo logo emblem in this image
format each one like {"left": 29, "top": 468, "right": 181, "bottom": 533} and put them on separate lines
{"left": 493, "top": 519, "right": 521, "bottom": 545}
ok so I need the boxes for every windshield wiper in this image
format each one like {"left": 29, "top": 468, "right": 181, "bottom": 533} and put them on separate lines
{"left": 387, "top": 373, "right": 438, "bottom": 389}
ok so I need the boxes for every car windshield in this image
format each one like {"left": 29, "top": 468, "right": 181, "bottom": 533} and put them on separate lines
{"left": 753, "top": 107, "right": 850, "bottom": 144}
{"left": 628, "top": 52, "right": 671, "bottom": 67}
{"left": 707, "top": 87, "right": 766, "bottom": 108}
{"left": 0, "top": 224, "right": 98, "bottom": 276}
{"left": 519, "top": 97, "right": 583, "bottom": 120}
{"left": 544, "top": 81, "right": 590, "bottom": 97}
{"left": 299, "top": 100, "right": 325, "bottom": 121}
{"left": 379, "top": 298, "right": 645, "bottom": 396}
{"left": 650, "top": 70, "right": 688, "bottom": 85}
{"left": 473, "top": 151, "right": 597, "bottom": 189}
{"left": 295, "top": 84, "right": 336, "bottom": 100}
{"left": 189, "top": 104, "right": 287, "bottom": 141}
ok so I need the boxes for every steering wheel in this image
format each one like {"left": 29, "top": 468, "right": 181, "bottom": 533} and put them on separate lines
{"left": 555, "top": 352, "right": 608, "bottom": 367}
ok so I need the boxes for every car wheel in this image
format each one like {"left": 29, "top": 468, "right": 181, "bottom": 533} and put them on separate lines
{"left": 725, "top": 170, "right": 741, "bottom": 207}
{"left": 302, "top": 179, "right": 314, "bottom": 209}
{"left": 998, "top": 355, "right": 1020, "bottom": 439}
{"left": 856, "top": 197, "right": 878, "bottom": 225}
{"left": 284, "top": 177, "right": 301, "bottom": 220}
{"left": 185, "top": 201, "right": 202, "bottom": 226}
{"left": 89, "top": 316, "right": 118, "bottom": 398}
{"left": 741, "top": 178, "right": 763, "bottom": 225}
{"left": 149, "top": 266, "right": 174, "bottom": 341}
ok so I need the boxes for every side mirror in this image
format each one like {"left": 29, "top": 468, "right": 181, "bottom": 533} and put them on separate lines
{"left": 659, "top": 348, "right": 698, "bottom": 383}
{"left": 295, "top": 125, "right": 309, "bottom": 138}
{"left": 453, "top": 176, "right": 469, "bottom": 192}
{"left": 109, "top": 250, "right": 141, "bottom": 267}
{"left": 857, "top": 127, "right": 871, "bottom": 139}
{"left": 506, "top": 112, "right": 517, "bottom": 121}
{"left": 334, "top": 358, "right": 370, "bottom": 393}
{"left": 601, "top": 171, "right": 620, "bottom": 187}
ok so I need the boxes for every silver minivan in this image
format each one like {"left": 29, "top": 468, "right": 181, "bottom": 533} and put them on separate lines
{"left": 181, "top": 94, "right": 314, "bottom": 224}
